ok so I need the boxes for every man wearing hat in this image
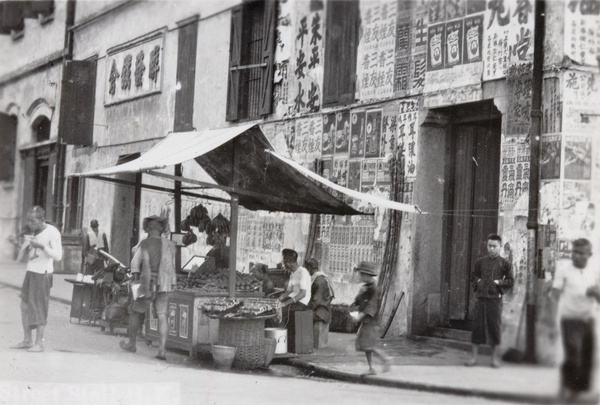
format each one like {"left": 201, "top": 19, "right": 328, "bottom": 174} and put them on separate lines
{"left": 350, "top": 261, "right": 391, "bottom": 375}
{"left": 120, "top": 215, "right": 176, "bottom": 360}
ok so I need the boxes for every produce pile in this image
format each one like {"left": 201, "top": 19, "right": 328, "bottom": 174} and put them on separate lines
{"left": 201, "top": 297, "right": 241, "bottom": 314}
{"left": 175, "top": 267, "right": 262, "bottom": 293}
{"left": 202, "top": 297, "right": 280, "bottom": 319}
{"left": 178, "top": 205, "right": 232, "bottom": 247}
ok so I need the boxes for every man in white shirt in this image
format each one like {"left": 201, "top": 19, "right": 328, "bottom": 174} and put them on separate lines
{"left": 279, "top": 248, "right": 311, "bottom": 307}
{"left": 11, "top": 206, "right": 63, "bottom": 352}
{"left": 550, "top": 238, "right": 600, "bottom": 401}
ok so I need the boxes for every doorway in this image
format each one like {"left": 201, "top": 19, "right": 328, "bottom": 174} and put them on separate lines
{"left": 443, "top": 106, "right": 501, "bottom": 327}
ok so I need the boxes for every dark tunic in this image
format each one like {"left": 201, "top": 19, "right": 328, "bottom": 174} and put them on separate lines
{"left": 471, "top": 255, "right": 513, "bottom": 345}
{"left": 352, "top": 282, "right": 380, "bottom": 352}
{"left": 308, "top": 275, "right": 333, "bottom": 323}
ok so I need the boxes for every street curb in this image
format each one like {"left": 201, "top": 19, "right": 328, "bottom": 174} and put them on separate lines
{"left": 284, "top": 357, "right": 568, "bottom": 405}
{"left": 0, "top": 281, "right": 71, "bottom": 306}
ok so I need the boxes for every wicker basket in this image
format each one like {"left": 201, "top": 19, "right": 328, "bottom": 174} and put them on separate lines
{"left": 218, "top": 318, "right": 267, "bottom": 369}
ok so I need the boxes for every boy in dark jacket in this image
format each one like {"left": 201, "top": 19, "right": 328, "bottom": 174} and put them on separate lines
{"left": 466, "top": 233, "right": 513, "bottom": 368}
{"left": 350, "top": 261, "right": 391, "bottom": 376}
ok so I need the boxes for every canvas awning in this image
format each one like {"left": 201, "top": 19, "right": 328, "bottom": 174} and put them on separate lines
{"left": 79, "top": 124, "right": 362, "bottom": 215}
{"left": 78, "top": 124, "right": 421, "bottom": 215}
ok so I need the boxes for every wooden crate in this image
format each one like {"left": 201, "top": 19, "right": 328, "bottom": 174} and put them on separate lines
{"left": 288, "top": 310, "right": 313, "bottom": 354}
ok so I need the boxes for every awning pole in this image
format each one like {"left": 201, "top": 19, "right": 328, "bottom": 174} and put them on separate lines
{"left": 228, "top": 137, "right": 240, "bottom": 299}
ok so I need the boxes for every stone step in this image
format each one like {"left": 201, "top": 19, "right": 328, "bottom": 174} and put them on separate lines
{"left": 430, "top": 327, "right": 471, "bottom": 342}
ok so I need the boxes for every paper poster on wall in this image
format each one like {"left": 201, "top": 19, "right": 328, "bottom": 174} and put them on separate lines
{"left": 291, "top": 1, "right": 324, "bottom": 114}
{"left": 562, "top": 181, "right": 594, "bottom": 237}
{"left": 334, "top": 111, "right": 350, "bottom": 155}
{"left": 564, "top": 135, "right": 592, "bottom": 180}
{"left": 350, "top": 110, "right": 366, "bottom": 158}
{"left": 332, "top": 158, "right": 349, "bottom": 188}
{"left": 539, "top": 180, "right": 561, "bottom": 225}
{"left": 397, "top": 98, "right": 420, "bottom": 180}
{"left": 446, "top": 0, "right": 467, "bottom": 20}
{"left": 356, "top": 0, "right": 397, "bottom": 101}
{"left": 562, "top": 71, "right": 600, "bottom": 133}
{"left": 365, "top": 109, "right": 383, "bottom": 158}
{"left": 428, "top": 0, "right": 446, "bottom": 24}
{"left": 306, "top": 115, "right": 323, "bottom": 166}
{"left": 506, "top": 63, "right": 533, "bottom": 135}
{"left": 463, "top": 14, "right": 484, "bottom": 63}
{"left": 445, "top": 19, "right": 464, "bottom": 67}
{"left": 361, "top": 159, "right": 378, "bottom": 192}
{"left": 500, "top": 143, "right": 517, "bottom": 208}
{"left": 320, "top": 157, "right": 333, "bottom": 180}
{"left": 322, "top": 113, "right": 336, "bottom": 156}
{"left": 376, "top": 158, "right": 391, "bottom": 184}
{"left": 564, "top": 0, "right": 600, "bottom": 67}
{"left": 427, "top": 23, "right": 446, "bottom": 71}
{"left": 294, "top": 118, "right": 310, "bottom": 165}
{"left": 348, "top": 161, "right": 361, "bottom": 191}
{"left": 540, "top": 134, "right": 562, "bottom": 180}
{"left": 542, "top": 76, "right": 562, "bottom": 134}
{"left": 381, "top": 102, "right": 399, "bottom": 157}
{"left": 483, "top": 0, "right": 535, "bottom": 80}
{"left": 410, "top": 2, "right": 428, "bottom": 94}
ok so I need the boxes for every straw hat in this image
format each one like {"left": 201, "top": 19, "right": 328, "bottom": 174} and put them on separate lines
{"left": 354, "top": 261, "right": 378, "bottom": 276}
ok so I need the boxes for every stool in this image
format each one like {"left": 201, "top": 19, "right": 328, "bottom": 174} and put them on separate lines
{"left": 288, "top": 310, "right": 313, "bottom": 354}
{"left": 313, "top": 321, "right": 329, "bottom": 349}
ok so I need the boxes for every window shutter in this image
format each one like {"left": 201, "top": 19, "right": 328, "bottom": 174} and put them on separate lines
{"left": 258, "top": 0, "right": 276, "bottom": 116}
{"left": 338, "top": 0, "right": 358, "bottom": 104}
{"left": 59, "top": 60, "right": 97, "bottom": 146}
{"left": 323, "top": 0, "right": 358, "bottom": 106}
{"left": 226, "top": 6, "right": 243, "bottom": 122}
{"left": 0, "top": 1, "right": 25, "bottom": 33}
{"left": 46, "top": 152, "right": 57, "bottom": 221}
{"left": 0, "top": 113, "right": 17, "bottom": 182}
{"left": 29, "top": 1, "right": 54, "bottom": 16}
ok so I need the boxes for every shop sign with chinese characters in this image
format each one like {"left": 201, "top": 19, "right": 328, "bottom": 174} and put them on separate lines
{"left": 483, "top": 0, "right": 535, "bottom": 81}
{"left": 104, "top": 33, "right": 164, "bottom": 105}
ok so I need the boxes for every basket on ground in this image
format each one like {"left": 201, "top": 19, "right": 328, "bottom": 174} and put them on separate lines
{"left": 212, "top": 345, "right": 237, "bottom": 370}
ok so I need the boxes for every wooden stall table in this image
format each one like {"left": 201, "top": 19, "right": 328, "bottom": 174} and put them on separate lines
{"left": 144, "top": 290, "right": 263, "bottom": 359}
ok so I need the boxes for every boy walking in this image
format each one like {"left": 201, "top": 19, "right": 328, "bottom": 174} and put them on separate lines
{"left": 550, "top": 238, "right": 600, "bottom": 401}
{"left": 350, "top": 261, "right": 391, "bottom": 376}
{"left": 466, "top": 233, "right": 513, "bottom": 367}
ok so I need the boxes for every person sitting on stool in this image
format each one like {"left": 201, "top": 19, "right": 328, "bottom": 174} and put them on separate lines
{"left": 278, "top": 249, "right": 311, "bottom": 326}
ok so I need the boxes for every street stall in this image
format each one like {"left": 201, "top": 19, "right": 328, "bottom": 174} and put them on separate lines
{"left": 77, "top": 124, "right": 420, "bottom": 367}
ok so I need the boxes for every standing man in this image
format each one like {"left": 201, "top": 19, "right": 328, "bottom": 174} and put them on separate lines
{"left": 11, "top": 206, "right": 63, "bottom": 352}
{"left": 305, "top": 258, "right": 334, "bottom": 348}
{"left": 550, "top": 238, "right": 600, "bottom": 401}
{"left": 119, "top": 215, "right": 177, "bottom": 360}
{"left": 466, "top": 233, "right": 514, "bottom": 368}
{"left": 83, "top": 219, "right": 109, "bottom": 275}
{"left": 278, "top": 249, "right": 311, "bottom": 325}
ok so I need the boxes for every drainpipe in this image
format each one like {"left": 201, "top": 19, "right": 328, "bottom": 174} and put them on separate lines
{"left": 53, "top": 0, "right": 76, "bottom": 229}
{"left": 525, "top": 0, "right": 545, "bottom": 364}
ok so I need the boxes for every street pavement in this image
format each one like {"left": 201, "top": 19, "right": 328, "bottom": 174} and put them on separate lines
{"left": 0, "top": 261, "right": 597, "bottom": 404}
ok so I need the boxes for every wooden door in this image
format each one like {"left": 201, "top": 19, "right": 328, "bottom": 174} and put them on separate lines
{"left": 447, "top": 119, "right": 501, "bottom": 321}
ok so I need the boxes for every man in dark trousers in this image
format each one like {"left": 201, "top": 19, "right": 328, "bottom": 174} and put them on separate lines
{"left": 466, "top": 233, "right": 513, "bottom": 368}
{"left": 550, "top": 238, "right": 600, "bottom": 402}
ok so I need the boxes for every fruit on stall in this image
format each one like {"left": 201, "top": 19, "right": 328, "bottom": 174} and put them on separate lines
{"left": 175, "top": 267, "right": 262, "bottom": 292}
